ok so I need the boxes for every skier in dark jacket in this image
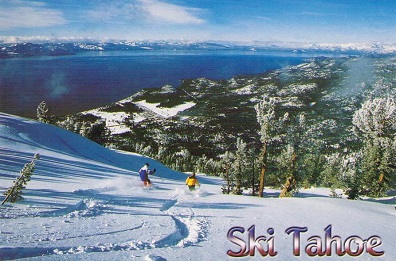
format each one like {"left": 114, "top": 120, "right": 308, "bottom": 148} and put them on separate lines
{"left": 139, "top": 163, "right": 156, "bottom": 186}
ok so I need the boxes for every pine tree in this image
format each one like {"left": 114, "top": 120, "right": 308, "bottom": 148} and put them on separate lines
{"left": 37, "top": 101, "right": 50, "bottom": 123}
{"left": 279, "top": 112, "right": 313, "bottom": 195}
{"left": 2, "top": 153, "right": 40, "bottom": 205}
{"left": 255, "top": 96, "right": 277, "bottom": 197}
{"left": 321, "top": 153, "right": 344, "bottom": 187}
{"left": 230, "top": 138, "right": 249, "bottom": 194}
{"left": 247, "top": 144, "right": 260, "bottom": 196}
{"left": 220, "top": 151, "right": 234, "bottom": 194}
{"left": 353, "top": 97, "right": 396, "bottom": 140}
{"left": 352, "top": 97, "right": 396, "bottom": 197}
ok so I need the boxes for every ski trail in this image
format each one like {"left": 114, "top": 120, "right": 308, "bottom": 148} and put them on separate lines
{"left": 159, "top": 199, "right": 178, "bottom": 212}
{"left": 154, "top": 192, "right": 209, "bottom": 248}
{"left": 0, "top": 238, "right": 156, "bottom": 260}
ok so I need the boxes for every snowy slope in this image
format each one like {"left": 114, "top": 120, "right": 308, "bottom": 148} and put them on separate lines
{"left": 0, "top": 113, "right": 395, "bottom": 261}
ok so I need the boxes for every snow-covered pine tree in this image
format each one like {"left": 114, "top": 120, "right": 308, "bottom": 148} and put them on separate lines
{"left": 203, "top": 158, "right": 218, "bottom": 176}
{"left": 220, "top": 151, "right": 234, "bottom": 194}
{"left": 353, "top": 97, "right": 396, "bottom": 140}
{"left": 77, "top": 120, "right": 111, "bottom": 146}
{"left": 177, "top": 149, "right": 193, "bottom": 172}
{"left": 278, "top": 112, "right": 312, "bottom": 196}
{"left": 194, "top": 154, "right": 208, "bottom": 176}
{"left": 37, "top": 101, "right": 50, "bottom": 123}
{"left": 352, "top": 97, "right": 396, "bottom": 197}
{"left": 255, "top": 95, "right": 277, "bottom": 197}
{"left": 2, "top": 153, "right": 40, "bottom": 205}
{"left": 247, "top": 144, "right": 260, "bottom": 196}
{"left": 321, "top": 153, "right": 344, "bottom": 188}
{"left": 230, "top": 138, "right": 249, "bottom": 194}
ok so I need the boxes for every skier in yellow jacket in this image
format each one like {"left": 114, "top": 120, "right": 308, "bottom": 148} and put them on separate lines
{"left": 186, "top": 172, "right": 200, "bottom": 191}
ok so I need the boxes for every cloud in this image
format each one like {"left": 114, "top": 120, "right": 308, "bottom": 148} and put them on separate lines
{"left": 138, "top": 0, "right": 204, "bottom": 24}
{"left": 0, "top": 36, "right": 98, "bottom": 43}
{"left": 256, "top": 16, "right": 272, "bottom": 21}
{"left": 87, "top": 0, "right": 205, "bottom": 25}
{"left": 86, "top": 3, "right": 136, "bottom": 22}
{"left": 299, "top": 12, "right": 323, "bottom": 17}
{"left": 0, "top": 1, "right": 66, "bottom": 29}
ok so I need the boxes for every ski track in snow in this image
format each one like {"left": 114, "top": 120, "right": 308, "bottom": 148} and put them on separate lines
{"left": 155, "top": 190, "right": 209, "bottom": 248}
{"left": 0, "top": 186, "right": 210, "bottom": 260}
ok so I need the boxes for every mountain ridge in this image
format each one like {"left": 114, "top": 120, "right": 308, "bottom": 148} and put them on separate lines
{"left": 2, "top": 41, "right": 396, "bottom": 58}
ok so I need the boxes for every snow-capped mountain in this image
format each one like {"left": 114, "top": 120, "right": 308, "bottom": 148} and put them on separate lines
{"left": 1, "top": 40, "right": 396, "bottom": 58}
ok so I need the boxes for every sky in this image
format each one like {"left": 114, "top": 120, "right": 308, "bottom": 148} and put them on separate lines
{"left": 0, "top": 0, "right": 396, "bottom": 43}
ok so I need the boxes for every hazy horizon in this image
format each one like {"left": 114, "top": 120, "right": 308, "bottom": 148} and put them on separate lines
{"left": 1, "top": 1, "right": 395, "bottom": 44}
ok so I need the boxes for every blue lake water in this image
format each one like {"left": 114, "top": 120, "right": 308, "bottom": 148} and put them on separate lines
{"left": 0, "top": 50, "right": 327, "bottom": 117}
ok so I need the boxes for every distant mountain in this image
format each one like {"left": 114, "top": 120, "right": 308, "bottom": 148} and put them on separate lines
{"left": 2, "top": 41, "right": 396, "bottom": 58}
{"left": 247, "top": 41, "right": 396, "bottom": 55}
{"left": 0, "top": 41, "right": 235, "bottom": 58}
{"left": 0, "top": 42, "right": 78, "bottom": 58}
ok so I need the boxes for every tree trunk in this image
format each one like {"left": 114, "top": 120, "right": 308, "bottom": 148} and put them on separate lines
{"left": 224, "top": 164, "right": 230, "bottom": 194}
{"left": 258, "top": 142, "right": 267, "bottom": 197}
{"left": 291, "top": 151, "right": 297, "bottom": 172}
{"left": 1, "top": 186, "right": 16, "bottom": 205}
{"left": 280, "top": 151, "right": 298, "bottom": 198}
{"left": 236, "top": 165, "right": 242, "bottom": 194}
{"left": 280, "top": 175, "right": 296, "bottom": 198}
{"left": 251, "top": 157, "right": 255, "bottom": 196}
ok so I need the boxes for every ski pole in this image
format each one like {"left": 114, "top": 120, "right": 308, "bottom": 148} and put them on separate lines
{"left": 156, "top": 171, "right": 163, "bottom": 182}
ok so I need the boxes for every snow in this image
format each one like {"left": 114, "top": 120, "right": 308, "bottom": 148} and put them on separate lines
{"left": 232, "top": 84, "right": 255, "bottom": 95}
{"left": 134, "top": 100, "right": 196, "bottom": 118}
{"left": 82, "top": 99, "right": 197, "bottom": 135}
{"left": 278, "top": 83, "right": 318, "bottom": 96}
{"left": 0, "top": 112, "right": 395, "bottom": 260}
{"left": 81, "top": 93, "right": 196, "bottom": 135}
{"left": 84, "top": 110, "right": 131, "bottom": 134}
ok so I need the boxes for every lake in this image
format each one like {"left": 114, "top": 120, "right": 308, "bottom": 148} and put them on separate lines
{"left": 1, "top": 50, "right": 325, "bottom": 118}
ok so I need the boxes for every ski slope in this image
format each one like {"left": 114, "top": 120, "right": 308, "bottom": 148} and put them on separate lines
{"left": 0, "top": 112, "right": 395, "bottom": 260}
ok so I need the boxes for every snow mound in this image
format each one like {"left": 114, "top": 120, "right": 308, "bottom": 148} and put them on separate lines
{"left": 0, "top": 112, "right": 189, "bottom": 183}
{"left": 144, "top": 254, "right": 167, "bottom": 261}
{"left": 38, "top": 199, "right": 107, "bottom": 218}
